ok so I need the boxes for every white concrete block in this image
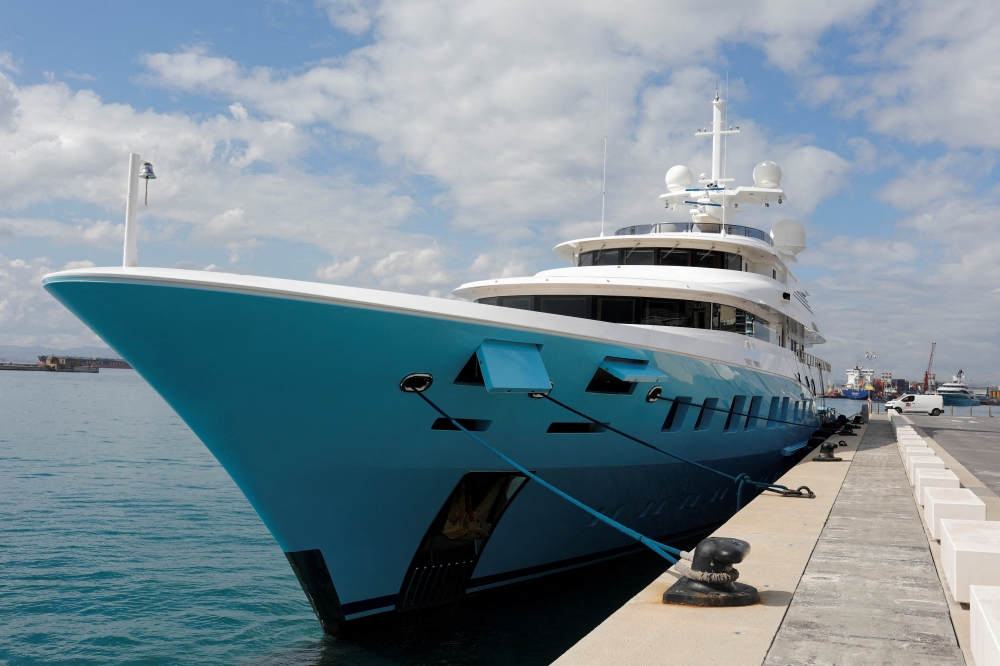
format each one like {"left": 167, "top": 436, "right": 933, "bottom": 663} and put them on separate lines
{"left": 971, "top": 585, "right": 1000, "bottom": 666}
{"left": 902, "top": 446, "right": 932, "bottom": 466}
{"left": 925, "top": 488, "right": 986, "bottom": 539}
{"left": 908, "top": 455, "right": 944, "bottom": 485}
{"left": 903, "top": 444, "right": 930, "bottom": 458}
{"left": 940, "top": 520, "right": 1000, "bottom": 603}
{"left": 913, "top": 468, "right": 959, "bottom": 505}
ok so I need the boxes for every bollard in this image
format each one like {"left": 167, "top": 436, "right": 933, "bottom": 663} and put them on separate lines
{"left": 663, "top": 537, "right": 758, "bottom": 607}
{"left": 813, "top": 440, "right": 843, "bottom": 462}
{"left": 971, "top": 406, "right": 974, "bottom": 416}
{"left": 951, "top": 406, "right": 954, "bottom": 415}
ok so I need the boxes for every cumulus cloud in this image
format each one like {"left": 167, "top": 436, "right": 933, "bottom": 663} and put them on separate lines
{"left": 315, "top": 255, "right": 361, "bottom": 281}
{"left": 0, "top": 254, "right": 104, "bottom": 347}
{"left": 370, "top": 246, "right": 450, "bottom": 290}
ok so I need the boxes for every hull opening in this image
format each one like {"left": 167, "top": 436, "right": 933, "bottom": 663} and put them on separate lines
{"left": 396, "top": 471, "right": 528, "bottom": 612}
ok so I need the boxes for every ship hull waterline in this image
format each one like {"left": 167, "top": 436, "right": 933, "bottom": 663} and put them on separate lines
{"left": 43, "top": 269, "right": 818, "bottom": 627}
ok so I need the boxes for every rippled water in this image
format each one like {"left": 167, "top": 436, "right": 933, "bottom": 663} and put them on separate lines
{"left": 0, "top": 370, "right": 674, "bottom": 665}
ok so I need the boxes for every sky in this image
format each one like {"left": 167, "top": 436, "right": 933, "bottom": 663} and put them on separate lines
{"left": 0, "top": 0, "right": 997, "bottom": 384}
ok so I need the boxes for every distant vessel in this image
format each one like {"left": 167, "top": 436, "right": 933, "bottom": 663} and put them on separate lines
{"left": 38, "top": 355, "right": 132, "bottom": 369}
{"left": 841, "top": 364, "right": 872, "bottom": 400}
{"left": 936, "top": 370, "right": 979, "bottom": 406}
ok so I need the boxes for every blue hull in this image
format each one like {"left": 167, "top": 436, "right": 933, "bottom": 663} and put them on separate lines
{"left": 940, "top": 394, "right": 979, "bottom": 406}
{"left": 841, "top": 389, "right": 869, "bottom": 400}
{"left": 43, "top": 273, "right": 817, "bottom": 625}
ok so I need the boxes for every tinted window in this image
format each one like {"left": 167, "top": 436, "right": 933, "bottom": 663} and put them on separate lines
{"left": 725, "top": 253, "right": 742, "bottom": 271}
{"left": 595, "top": 297, "right": 635, "bottom": 323}
{"left": 499, "top": 296, "right": 532, "bottom": 310}
{"left": 624, "top": 248, "right": 655, "bottom": 265}
{"left": 660, "top": 249, "right": 690, "bottom": 266}
{"left": 579, "top": 251, "right": 595, "bottom": 267}
{"left": 643, "top": 299, "right": 709, "bottom": 328}
{"left": 476, "top": 297, "right": 499, "bottom": 305}
{"left": 538, "top": 296, "right": 588, "bottom": 319}
{"left": 596, "top": 249, "right": 620, "bottom": 266}
{"left": 692, "top": 250, "right": 722, "bottom": 269}
{"left": 713, "top": 303, "right": 755, "bottom": 334}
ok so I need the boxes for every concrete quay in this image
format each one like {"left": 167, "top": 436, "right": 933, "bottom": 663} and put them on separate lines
{"left": 554, "top": 416, "right": 975, "bottom": 666}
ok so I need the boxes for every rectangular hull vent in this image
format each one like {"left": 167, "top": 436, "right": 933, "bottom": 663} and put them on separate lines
{"left": 547, "top": 422, "right": 606, "bottom": 433}
{"left": 431, "top": 418, "right": 491, "bottom": 432}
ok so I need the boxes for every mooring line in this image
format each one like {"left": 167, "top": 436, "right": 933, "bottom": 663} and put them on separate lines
{"left": 541, "top": 394, "right": 813, "bottom": 509}
{"left": 411, "top": 389, "right": 681, "bottom": 564}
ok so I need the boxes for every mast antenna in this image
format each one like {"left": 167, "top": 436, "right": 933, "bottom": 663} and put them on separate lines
{"left": 601, "top": 84, "right": 608, "bottom": 238}
{"left": 723, "top": 72, "right": 729, "bottom": 227}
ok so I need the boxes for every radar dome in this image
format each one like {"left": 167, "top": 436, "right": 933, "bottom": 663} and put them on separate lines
{"left": 664, "top": 165, "right": 693, "bottom": 192}
{"left": 753, "top": 161, "right": 782, "bottom": 189}
{"left": 770, "top": 219, "right": 806, "bottom": 255}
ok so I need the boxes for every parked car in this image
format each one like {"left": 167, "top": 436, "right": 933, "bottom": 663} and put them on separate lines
{"left": 885, "top": 394, "right": 944, "bottom": 416}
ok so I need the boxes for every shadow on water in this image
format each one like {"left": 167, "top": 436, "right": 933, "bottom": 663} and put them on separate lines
{"left": 250, "top": 535, "right": 707, "bottom": 666}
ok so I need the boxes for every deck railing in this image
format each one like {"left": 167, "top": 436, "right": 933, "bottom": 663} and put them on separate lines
{"left": 797, "top": 351, "right": 832, "bottom": 372}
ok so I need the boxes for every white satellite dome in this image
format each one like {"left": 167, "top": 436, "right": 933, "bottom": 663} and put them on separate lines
{"left": 664, "top": 165, "right": 693, "bottom": 192}
{"left": 770, "top": 219, "right": 806, "bottom": 255}
{"left": 753, "top": 161, "right": 782, "bottom": 189}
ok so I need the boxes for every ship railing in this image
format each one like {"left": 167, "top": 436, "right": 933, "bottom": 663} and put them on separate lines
{"left": 797, "top": 351, "right": 832, "bottom": 372}
{"left": 614, "top": 222, "right": 773, "bottom": 246}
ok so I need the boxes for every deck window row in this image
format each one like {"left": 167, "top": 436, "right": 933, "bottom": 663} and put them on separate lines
{"left": 577, "top": 248, "right": 744, "bottom": 270}
{"left": 476, "top": 295, "right": 772, "bottom": 341}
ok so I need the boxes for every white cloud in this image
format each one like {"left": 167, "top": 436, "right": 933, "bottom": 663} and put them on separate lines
{"left": 316, "top": 0, "right": 379, "bottom": 35}
{"left": 370, "top": 246, "right": 450, "bottom": 290}
{"left": 0, "top": 52, "right": 19, "bottom": 74}
{"left": 315, "top": 255, "right": 361, "bottom": 281}
{"left": 0, "top": 254, "right": 104, "bottom": 347}
{"left": 60, "top": 260, "right": 95, "bottom": 271}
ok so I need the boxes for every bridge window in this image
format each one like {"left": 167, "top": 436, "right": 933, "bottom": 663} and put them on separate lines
{"left": 596, "top": 249, "right": 620, "bottom": 266}
{"left": 624, "top": 248, "right": 656, "bottom": 265}
{"left": 578, "top": 248, "right": 746, "bottom": 272}
{"left": 660, "top": 248, "right": 689, "bottom": 266}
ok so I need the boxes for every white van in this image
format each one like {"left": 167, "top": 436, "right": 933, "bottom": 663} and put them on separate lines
{"left": 885, "top": 394, "right": 944, "bottom": 416}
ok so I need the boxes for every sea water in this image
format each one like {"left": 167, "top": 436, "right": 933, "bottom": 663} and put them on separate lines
{"left": 0, "top": 370, "right": 670, "bottom": 665}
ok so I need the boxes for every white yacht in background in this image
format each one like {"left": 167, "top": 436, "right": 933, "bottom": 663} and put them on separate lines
{"left": 937, "top": 370, "right": 980, "bottom": 406}
{"left": 43, "top": 94, "right": 830, "bottom": 631}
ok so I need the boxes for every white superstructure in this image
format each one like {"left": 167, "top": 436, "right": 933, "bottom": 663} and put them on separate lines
{"left": 456, "top": 93, "right": 828, "bottom": 386}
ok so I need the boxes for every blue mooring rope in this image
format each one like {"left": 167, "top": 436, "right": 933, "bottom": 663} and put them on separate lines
{"left": 541, "top": 394, "right": 796, "bottom": 509}
{"left": 413, "top": 390, "right": 681, "bottom": 564}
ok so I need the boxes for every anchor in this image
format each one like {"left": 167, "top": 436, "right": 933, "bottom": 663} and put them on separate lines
{"left": 663, "top": 537, "right": 759, "bottom": 607}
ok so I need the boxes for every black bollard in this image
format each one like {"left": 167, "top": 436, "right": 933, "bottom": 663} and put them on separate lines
{"left": 663, "top": 537, "right": 759, "bottom": 607}
{"left": 813, "top": 440, "right": 842, "bottom": 462}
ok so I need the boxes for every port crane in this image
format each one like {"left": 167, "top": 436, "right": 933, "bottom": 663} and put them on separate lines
{"left": 924, "top": 342, "right": 936, "bottom": 394}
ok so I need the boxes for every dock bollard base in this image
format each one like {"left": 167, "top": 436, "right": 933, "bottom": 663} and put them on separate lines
{"left": 662, "top": 577, "right": 759, "bottom": 607}
{"left": 812, "top": 456, "right": 843, "bottom": 462}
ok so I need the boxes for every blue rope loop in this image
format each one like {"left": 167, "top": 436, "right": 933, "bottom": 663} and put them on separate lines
{"left": 542, "top": 394, "right": 800, "bottom": 509}
{"left": 411, "top": 390, "right": 681, "bottom": 564}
